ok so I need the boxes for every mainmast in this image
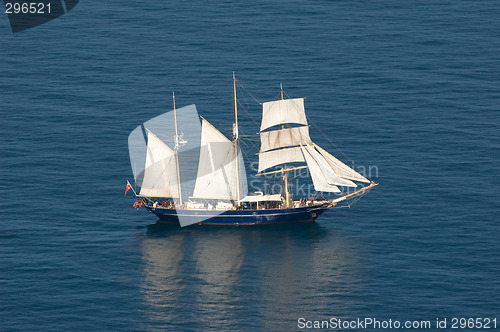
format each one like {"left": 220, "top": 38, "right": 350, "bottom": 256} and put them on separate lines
{"left": 281, "top": 82, "right": 290, "bottom": 208}
{"left": 173, "top": 92, "right": 183, "bottom": 206}
{"left": 233, "top": 72, "right": 241, "bottom": 203}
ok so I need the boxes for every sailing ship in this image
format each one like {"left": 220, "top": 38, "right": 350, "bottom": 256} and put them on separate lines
{"left": 127, "top": 74, "right": 377, "bottom": 227}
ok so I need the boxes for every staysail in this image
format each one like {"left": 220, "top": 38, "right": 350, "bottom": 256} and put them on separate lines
{"left": 300, "top": 144, "right": 340, "bottom": 193}
{"left": 314, "top": 143, "right": 370, "bottom": 183}
{"left": 139, "top": 130, "right": 180, "bottom": 198}
{"left": 300, "top": 143, "right": 357, "bottom": 191}
{"left": 192, "top": 119, "right": 247, "bottom": 200}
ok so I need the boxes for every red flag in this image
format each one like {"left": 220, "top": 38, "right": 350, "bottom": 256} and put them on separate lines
{"left": 125, "top": 180, "right": 132, "bottom": 196}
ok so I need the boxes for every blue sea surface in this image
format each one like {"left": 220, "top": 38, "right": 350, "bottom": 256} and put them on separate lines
{"left": 1, "top": 1, "right": 499, "bottom": 331}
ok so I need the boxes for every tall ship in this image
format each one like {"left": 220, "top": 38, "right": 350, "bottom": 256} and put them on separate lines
{"left": 127, "top": 74, "right": 377, "bottom": 227}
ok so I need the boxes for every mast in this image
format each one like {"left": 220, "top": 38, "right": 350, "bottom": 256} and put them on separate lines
{"left": 173, "top": 92, "right": 183, "bottom": 206}
{"left": 257, "top": 85, "right": 371, "bottom": 201}
{"left": 280, "top": 82, "right": 290, "bottom": 207}
{"left": 233, "top": 72, "right": 240, "bottom": 203}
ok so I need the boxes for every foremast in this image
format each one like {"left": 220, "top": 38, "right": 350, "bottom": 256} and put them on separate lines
{"left": 258, "top": 83, "right": 296, "bottom": 208}
{"left": 257, "top": 82, "right": 373, "bottom": 203}
{"left": 280, "top": 83, "right": 291, "bottom": 208}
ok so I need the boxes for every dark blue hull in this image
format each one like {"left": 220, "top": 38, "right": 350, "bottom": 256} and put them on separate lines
{"left": 144, "top": 204, "right": 331, "bottom": 226}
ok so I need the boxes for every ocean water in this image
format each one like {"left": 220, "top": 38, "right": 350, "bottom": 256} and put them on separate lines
{"left": 1, "top": 1, "right": 499, "bottom": 331}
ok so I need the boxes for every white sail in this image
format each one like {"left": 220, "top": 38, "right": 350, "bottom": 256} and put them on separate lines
{"left": 258, "top": 146, "right": 306, "bottom": 173}
{"left": 259, "top": 125, "right": 311, "bottom": 153}
{"left": 314, "top": 143, "right": 370, "bottom": 183}
{"left": 260, "top": 98, "right": 308, "bottom": 131}
{"left": 192, "top": 119, "right": 247, "bottom": 200}
{"left": 139, "top": 131, "right": 180, "bottom": 198}
{"left": 301, "top": 144, "right": 340, "bottom": 193}
{"left": 306, "top": 144, "right": 357, "bottom": 187}
{"left": 300, "top": 144, "right": 357, "bottom": 192}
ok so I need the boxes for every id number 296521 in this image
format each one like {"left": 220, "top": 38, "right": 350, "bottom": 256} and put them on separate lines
{"left": 451, "top": 317, "right": 496, "bottom": 329}
{"left": 5, "top": 2, "right": 51, "bottom": 14}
